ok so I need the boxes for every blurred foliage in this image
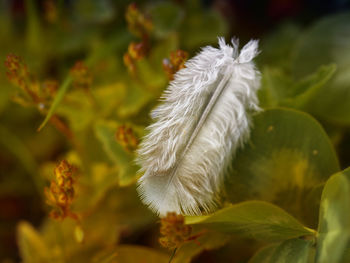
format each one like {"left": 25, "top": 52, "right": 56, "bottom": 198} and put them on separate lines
{"left": 1, "top": 0, "right": 350, "bottom": 262}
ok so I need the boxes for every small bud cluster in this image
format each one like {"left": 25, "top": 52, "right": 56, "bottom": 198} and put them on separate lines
{"left": 5, "top": 54, "right": 73, "bottom": 140}
{"left": 5, "top": 54, "right": 29, "bottom": 89}
{"left": 5, "top": 54, "right": 39, "bottom": 104}
{"left": 124, "top": 3, "right": 152, "bottom": 74}
{"left": 42, "top": 79, "right": 59, "bottom": 97}
{"left": 45, "top": 160, "right": 78, "bottom": 221}
{"left": 4, "top": 54, "right": 57, "bottom": 108}
{"left": 115, "top": 125, "right": 139, "bottom": 152}
{"left": 123, "top": 52, "right": 136, "bottom": 74}
{"left": 163, "top": 50, "right": 189, "bottom": 80}
{"left": 125, "top": 3, "right": 152, "bottom": 38}
{"left": 128, "top": 42, "right": 148, "bottom": 60}
{"left": 123, "top": 41, "right": 149, "bottom": 75}
{"left": 159, "top": 212, "right": 192, "bottom": 249}
{"left": 70, "top": 61, "right": 93, "bottom": 90}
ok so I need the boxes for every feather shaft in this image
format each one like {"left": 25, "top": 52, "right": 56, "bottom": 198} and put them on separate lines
{"left": 167, "top": 74, "right": 231, "bottom": 186}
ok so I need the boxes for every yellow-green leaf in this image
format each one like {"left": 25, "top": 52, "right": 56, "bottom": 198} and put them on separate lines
{"left": 17, "top": 221, "right": 51, "bottom": 263}
{"left": 249, "top": 239, "right": 314, "bottom": 263}
{"left": 186, "top": 201, "right": 316, "bottom": 242}
{"left": 227, "top": 108, "right": 340, "bottom": 227}
{"left": 316, "top": 167, "right": 350, "bottom": 263}
{"left": 148, "top": 2, "right": 184, "bottom": 38}
{"left": 292, "top": 12, "right": 350, "bottom": 124}
{"left": 259, "top": 64, "right": 336, "bottom": 109}
{"left": 38, "top": 76, "right": 72, "bottom": 131}
{"left": 92, "top": 245, "right": 169, "bottom": 263}
{"left": 94, "top": 120, "right": 139, "bottom": 186}
{"left": 173, "top": 231, "right": 230, "bottom": 263}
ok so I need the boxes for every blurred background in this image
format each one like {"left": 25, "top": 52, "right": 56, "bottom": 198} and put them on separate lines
{"left": 1, "top": 0, "right": 350, "bottom": 262}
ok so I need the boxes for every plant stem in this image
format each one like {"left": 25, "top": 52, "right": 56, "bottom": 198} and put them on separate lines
{"left": 168, "top": 248, "right": 177, "bottom": 263}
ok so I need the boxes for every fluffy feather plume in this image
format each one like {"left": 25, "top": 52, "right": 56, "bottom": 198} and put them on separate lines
{"left": 136, "top": 38, "right": 261, "bottom": 216}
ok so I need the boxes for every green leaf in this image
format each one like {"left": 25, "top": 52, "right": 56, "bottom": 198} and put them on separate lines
{"left": 26, "top": 0, "right": 41, "bottom": 51}
{"left": 249, "top": 245, "right": 277, "bottom": 263}
{"left": 148, "top": 2, "right": 184, "bottom": 38}
{"left": 40, "top": 186, "right": 155, "bottom": 262}
{"left": 94, "top": 120, "right": 139, "bottom": 186}
{"left": 116, "top": 163, "right": 139, "bottom": 187}
{"left": 37, "top": 75, "right": 72, "bottom": 131}
{"left": 92, "top": 245, "right": 169, "bottom": 263}
{"left": 17, "top": 221, "right": 51, "bottom": 263}
{"left": 257, "top": 23, "right": 300, "bottom": 70}
{"left": 0, "top": 125, "right": 42, "bottom": 195}
{"left": 94, "top": 121, "right": 129, "bottom": 163}
{"left": 269, "top": 239, "right": 314, "bottom": 263}
{"left": 292, "top": 12, "right": 350, "bottom": 125}
{"left": 287, "top": 64, "right": 336, "bottom": 102}
{"left": 116, "top": 80, "right": 154, "bottom": 119}
{"left": 135, "top": 59, "right": 167, "bottom": 93}
{"left": 316, "top": 167, "right": 350, "bottom": 263}
{"left": 249, "top": 239, "right": 314, "bottom": 263}
{"left": 38, "top": 31, "right": 130, "bottom": 131}
{"left": 0, "top": 81, "right": 11, "bottom": 114}
{"left": 57, "top": 82, "right": 126, "bottom": 131}
{"left": 77, "top": 163, "right": 119, "bottom": 207}
{"left": 259, "top": 64, "right": 336, "bottom": 109}
{"left": 179, "top": 9, "right": 227, "bottom": 50}
{"left": 259, "top": 67, "right": 292, "bottom": 108}
{"left": 302, "top": 183, "right": 325, "bottom": 229}
{"left": 292, "top": 13, "right": 350, "bottom": 78}
{"left": 186, "top": 201, "right": 315, "bottom": 242}
{"left": 173, "top": 231, "right": 230, "bottom": 263}
{"left": 148, "top": 34, "right": 179, "bottom": 78}
{"left": 73, "top": 0, "right": 115, "bottom": 24}
{"left": 227, "top": 108, "right": 340, "bottom": 227}
{"left": 134, "top": 36, "right": 179, "bottom": 94}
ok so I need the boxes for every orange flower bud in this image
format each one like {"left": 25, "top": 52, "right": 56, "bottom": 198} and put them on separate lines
{"left": 159, "top": 212, "right": 192, "bottom": 249}
{"left": 115, "top": 125, "right": 139, "bottom": 152}
{"left": 45, "top": 160, "right": 78, "bottom": 221}
{"left": 70, "top": 61, "right": 93, "bottom": 90}
{"left": 163, "top": 50, "right": 188, "bottom": 80}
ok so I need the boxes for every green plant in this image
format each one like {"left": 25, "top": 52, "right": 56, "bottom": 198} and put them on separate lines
{"left": 1, "top": 1, "right": 350, "bottom": 262}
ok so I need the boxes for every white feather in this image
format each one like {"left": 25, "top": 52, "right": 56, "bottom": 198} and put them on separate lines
{"left": 136, "top": 37, "right": 261, "bottom": 216}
